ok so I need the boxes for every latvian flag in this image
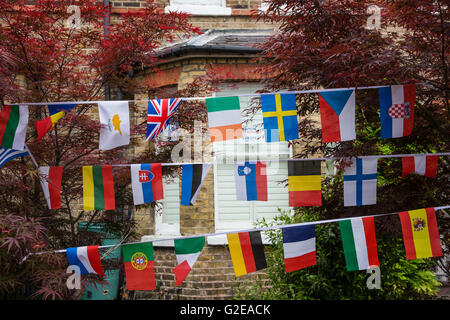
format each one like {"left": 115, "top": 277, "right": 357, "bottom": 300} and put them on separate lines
{"left": 282, "top": 224, "right": 316, "bottom": 272}
{"left": 82, "top": 165, "right": 115, "bottom": 211}
{"left": 234, "top": 161, "right": 268, "bottom": 201}
{"left": 402, "top": 155, "right": 438, "bottom": 178}
{"left": 130, "top": 163, "right": 164, "bottom": 205}
{"left": 379, "top": 84, "right": 416, "bottom": 139}
{"left": 227, "top": 231, "right": 267, "bottom": 277}
{"left": 172, "top": 237, "right": 205, "bottom": 286}
{"left": 66, "top": 245, "right": 105, "bottom": 276}
{"left": 181, "top": 164, "right": 211, "bottom": 206}
{"left": 318, "top": 89, "right": 356, "bottom": 142}
{"left": 0, "top": 105, "right": 29, "bottom": 150}
{"left": 339, "top": 217, "right": 379, "bottom": 271}
{"left": 205, "top": 96, "right": 243, "bottom": 142}
{"left": 38, "top": 166, "right": 64, "bottom": 210}
{"left": 288, "top": 160, "right": 322, "bottom": 206}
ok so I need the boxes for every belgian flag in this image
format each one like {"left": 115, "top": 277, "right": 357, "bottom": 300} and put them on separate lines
{"left": 227, "top": 231, "right": 267, "bottom": 277}
{"left": 288, "top": 160, "right": 322, "bottom": 206}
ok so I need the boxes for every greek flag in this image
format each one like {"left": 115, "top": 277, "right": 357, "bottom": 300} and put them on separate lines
{"left": 0, "top": 147, "right": 29, "bottom": 168}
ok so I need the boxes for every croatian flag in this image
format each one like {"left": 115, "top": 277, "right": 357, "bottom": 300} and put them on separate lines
{"left": 318, "top": 89, "right": 356, "bottom": 142}
{"left": 66, "top": 245, "right": 105, "bottom": 275}
{"left": 379, "top": 84, "right": 416, "bottom": 139}
{"left": 282, "top": 224, "right": 316, "bottom": 272}
{"left": 343, "top": 157, "right": 378, "bottom": 207}
{"left": 234, "top": 161, "right": 268, "bottom": 201}
{"left": 130, "top": 163, "right": 164, "bottom": 205}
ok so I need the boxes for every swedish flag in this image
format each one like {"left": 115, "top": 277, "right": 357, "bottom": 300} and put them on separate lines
{"left": 261, "top": 93, "right": 299, "bottom": 142}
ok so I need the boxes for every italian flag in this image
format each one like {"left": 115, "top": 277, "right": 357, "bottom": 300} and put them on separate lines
{"left": 172, "top": 237, "right": 205, "bottom": 286}
{"left": 122, "top": 242, "right": 155, "bottom": 291}
{"left": 0, "top": 105, "right": 29, "bottom": 150}
{"left": 205, "top": 96, "right": 243, "bottom": 142}
{"left": 339, "top": 217, "right": 379, "bottom": 271}
{"left": 82, "top": 165, "right": 115, "bottom": 211}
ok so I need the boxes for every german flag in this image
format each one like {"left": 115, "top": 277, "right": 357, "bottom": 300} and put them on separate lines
{"left": 288, "top": 160, "right": 322, "bottom": 206}
{"left": 227, "top": 231, "right": 267, "bottom": 277}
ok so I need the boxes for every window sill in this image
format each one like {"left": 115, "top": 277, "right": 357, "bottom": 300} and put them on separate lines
{"left": 141, "top": 235, "right": 179, "bottom": 247}
{"left": 164, "top": 4, "right": 232, "bottom": 16}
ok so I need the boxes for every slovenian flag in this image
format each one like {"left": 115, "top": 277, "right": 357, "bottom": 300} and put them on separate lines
{"left": 0, "top": 105, "right": 29, "bottom": 150}
{"left": 172, "top": 237, "right": 205, "bottom": 286}
{"left": 318, "top": 89, "right": 356, "bottom": 142}
{"left": 339, "top": 217, "right": 379, "bottom": 271}
{"left": 130, "top": 163, "right": 163, "bottom": 205}
{"left": 282, "top": 224, "right": 316, "bottom": 272}
{"left": 402, "top": 155, "right": 438, "bottom": 178}
{"left": 180, "top": 164, "right": 211, "bottom": 206}
{"left": 82, "top": 165, "right": 115, "bottom": 211}
{"left": 234, "top": 161, "right": 268, "bottom": 201}
{"left": 38, "top": 166, "right": 64, "bottom": 210}
{"left": 66, "top": 245, "right": 105, "bottom": 276}
{"left": 379, "top": 84, "right": 416, "bottom": 139}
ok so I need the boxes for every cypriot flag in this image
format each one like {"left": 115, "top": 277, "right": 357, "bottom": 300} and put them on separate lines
{"left": 98, "top": 101, "right": 130, "bottom": 150}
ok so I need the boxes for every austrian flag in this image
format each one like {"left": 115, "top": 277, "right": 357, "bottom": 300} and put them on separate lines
{"left": 146, "top": 98, "right": 182, "bottom": 141}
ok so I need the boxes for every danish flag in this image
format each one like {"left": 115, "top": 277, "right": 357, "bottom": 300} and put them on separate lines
{"left": 146, "top": 98, "right": 182, "bottom": 141}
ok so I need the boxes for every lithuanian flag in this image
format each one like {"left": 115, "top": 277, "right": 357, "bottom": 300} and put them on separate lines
{"left": 288, "top": 160, "right": 322, "bottom": 207}
{"left": 227, "top": 231, "right": 267, "bottom": 277}
{"left": 82, "top": 165, "right": 115, "bottom": 211}
{"left": 35, "top": 111, "right": 65, "bottom": 141}
{"left": 398, "top": 207, "right": 442, "bottom": 260}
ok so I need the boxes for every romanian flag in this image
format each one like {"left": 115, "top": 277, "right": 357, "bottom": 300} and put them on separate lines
{"left": 261, "top": 93, "right": 298, "bottom": 142}
{"left": 0, "top": 105, "right": 29, "bottom": 150}
{"left": 35, "top": 111, "right": 65, "bottom": 141}
{"left": 122, "top": 242, "right": 155, "bottom": 291}
{"left": 398, "top": 208, "right": 442, "bottom": 260}
{"left": 227, "top": 231, "right": 267, "bottom": 277}
{"left": 288, "top": 160, "right": 322, "bottom": 207}
{"left": 82, "top": 165, "right": 115, "bottom": 211}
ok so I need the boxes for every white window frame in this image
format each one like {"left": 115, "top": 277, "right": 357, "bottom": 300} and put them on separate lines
{"left": 165, "top": 0, "right": 231, "bottom": 16}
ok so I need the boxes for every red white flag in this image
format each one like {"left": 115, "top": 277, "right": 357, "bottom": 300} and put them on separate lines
{"left": 402, "top": 155, "right": 438, "bottom": 178}
{"left": 38, "top": 166, "right": 64, "bottom": 209}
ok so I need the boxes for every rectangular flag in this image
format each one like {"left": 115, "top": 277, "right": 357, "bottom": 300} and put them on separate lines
{"left": 35, "top": 111, "right": 65, "bottom": 141}
{"left": 172, "top": 236, "right": 205, "bottom": 286}
{"left": 82, "top": 165, "right": 115, "bottom": 211}
{"left": 122, "top": 242, "right": 156, "bottom": 291}
{"left": 147, "top": 98, "right": 182, "bottom": 141}
{"left": 0, "top": 105, "right": 29, "bottom": 150}
{"left": 288, "top": 160, "right": 322, "bottom": 206}
{"left": 48, "top": 103, "right": 77, "bottom": 116}
{"left": 282, "top": 224, "right": 316, "bottom": 272}
{"left": 343, "top": 157, "right": 378, "bottom": 207}
{"left": 131, "top": 163, "right": 163, "bottom": 205}
{"left": 234, "top": 161, "right": 268, "bottom": 201}
{"left": 98, "top": 101, "right": 130, "bottom": 150}
{"left": 379, "top": 84, "right": 416, "bottom": 139}
{"left": 319, "top": 89, "right": 356, "bottom": 142}
{"left": 398, "top": 207, "right": 442, "bottom": 260}
{"left": 181, "top": 164, "right": 211, "bottom": 206}
{"left": 227, "top": 231, "right": 267, "bottom": 277}
{"left": 38, "top": 166, "right": 64, "bottom": 210}
{"left": 206, "top": 96, "right": 243, "bottom": 142}
{"left": 66, "top": 245, "right": 105, "bottom": 276}
{"left": 339, "top": 217, "right": 379, "bottom": 271}
{"left": 402, "top": 155, "right": 438, "bottom": 178}
{"left": 0, "top": 147, "right": 29, "bottom": 168}
{"left": 261, "top": 93, "right": 298, "bottom": 142}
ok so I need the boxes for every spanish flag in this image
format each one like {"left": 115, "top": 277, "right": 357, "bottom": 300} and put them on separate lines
{"left": 227, "top": 231, "right": 267, "bottom": 277}
{"left": 35, "top": 111, "right": 65, "bottom": 141}
{"left": 288, "top": 160, "right": 322, "bottom": 207}
{"left": 398, "top": 208, "right": 442, "bottom": 260}
{"left": 82, "top": 165, "right": 115, "bottom": 211}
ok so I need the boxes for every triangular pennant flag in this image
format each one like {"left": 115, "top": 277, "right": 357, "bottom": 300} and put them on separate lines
{"left": 82, "top": 165, "right": 115, "bottom": 211}
{"left": 181, "top": 164, "right": 211, "bottom": 206}
{"left": 98, "top": 101, "right": 130, "bottom": 150}
{"left": 402, "top": 155, "right": 438, "bottom": 178}
{"left": 38, "top": 166, "right": 64, "bottom": 210}
{"left": 282, "top": 224, "right": 316, "bottom": 272}
{"left": 130, "top": 163, "right": 164, "bottom": 205}
{"left": 261, "top": 93, "right": 298, "bottom": 142}
{"left": 172, "top": 236, "right": 205, "bottom": 286}
{"left": 343, "top": 157, "right": 378, "bottom": 207}
{"left": 122, "top": 242, "right": 155, "bottom": 290}
{"left": 35, "top": 111, "right": 65, "bottom": 141}
{"left": 66, "top": 245, "right": 105, "bottom": 276}
{"left": 227, "top": 231, "right": 267, "bottom": 277}
{"left": 0, "top": 105, "right": 29, "bottom": 150}
{"left": 234, "top": 161, "right": 268, "bottom": 201}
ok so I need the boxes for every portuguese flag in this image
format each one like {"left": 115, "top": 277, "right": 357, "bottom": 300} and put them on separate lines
{"left": 122, "top": 242, "right": 155, "bottom": 291}
{"left": 82, "top": 165, "right": 115, "bottom": 211}
{"left": 0, "top": 105, "right": 29, "bottom": 150}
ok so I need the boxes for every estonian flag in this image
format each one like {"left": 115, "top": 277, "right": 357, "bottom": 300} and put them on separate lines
{"left": 180, "top": 164, "right": 211, "bottom": 206}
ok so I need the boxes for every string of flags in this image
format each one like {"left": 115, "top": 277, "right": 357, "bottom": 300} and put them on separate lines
{"left": 0, "top": 84, "right": 419, "bottom": 153}
{"left": 59, "top": 205, "right": 448, "bottom": 290}
{"left": 35, "top": 153, "right": 448, "bottom": 211}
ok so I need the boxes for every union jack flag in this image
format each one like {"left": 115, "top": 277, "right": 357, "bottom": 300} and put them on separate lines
{"left": 146, "top": 98, "right": 182, "bottom": 141}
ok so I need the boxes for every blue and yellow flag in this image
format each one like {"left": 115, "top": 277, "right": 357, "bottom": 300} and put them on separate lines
{"left": 261, "top": 93, "right": 298, "bottom": 142}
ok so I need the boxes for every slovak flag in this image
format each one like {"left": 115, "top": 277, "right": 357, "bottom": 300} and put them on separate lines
{"left": 146, "top": 98, "right": 182, "bottom": 141}
{"left": 66, "top": 245, "right": 105, "bottom": 276}
{"left": 318, "top": 89, "right": 356, "bottom": 142}
{"left": 130, "top": 163, "right": 164, "bottom": 205}
{"left": 234, "top": 161, "right": 268, "bottom": 201}
{"left": 379, "top": 84, "right": 416, "bottom": 139}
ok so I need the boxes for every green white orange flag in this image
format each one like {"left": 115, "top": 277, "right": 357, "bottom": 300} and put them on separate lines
{"left": 0, "top": 105, "right": 29, "bottom": 150}
{"left": 205, "top": 96, "right": 243, "bottom": 142}
{"left": 122, "top": 242, "right": 155, "bottom": 291}
{"left": 82, "top": 165, "right": 115, "bottom": 211}
{"left": 172, "top": 236, "right": 205, "bottom": 286}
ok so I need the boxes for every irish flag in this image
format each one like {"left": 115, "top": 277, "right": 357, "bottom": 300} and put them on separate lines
{"left": 172, "top": 236, "right": 205, "bottom": 286}
{"left": 205, "top": 96, "right": 243, "bottom": 142}
{"left": 122, "top": 242, "right": 155, "bottom": 291}
{"left": 399, "top": 207, "right": 442, "bottom": 260}
{"left": 339, "top": 217, "right": 379, "bottom": 271}
{"left": 82, "top": 165, "right": 115, "bottom": 211}
{"left": 0, "top": 105, "right": 29, "bottom": 150}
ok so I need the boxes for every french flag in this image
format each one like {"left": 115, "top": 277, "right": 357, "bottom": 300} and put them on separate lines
{"left": 282, "top": 224, "right": 316, "bottom": 272}
{"left": 131, "top": 163, "right": 164, "bottom": 205}
{"left": 402, "top": 155, "right": 438, "bottom": 178}
{"left": 234, "top": 161, "right": 268, "bottom": 201}
{"left": 318, "top": 89, "right": 356, "bottom": 142}
{"left": 66, "top": 245, "right": 105, "bottom": 275}
{"left": 379, "top": 84, "right": 416, "bottom": 139}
